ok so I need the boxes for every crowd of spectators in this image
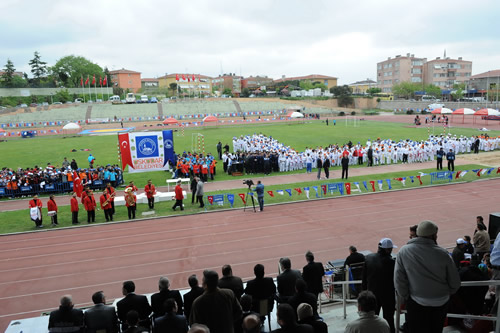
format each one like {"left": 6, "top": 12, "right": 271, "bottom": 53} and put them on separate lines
{"left": 0, "top": 156, "right": 123, "bottom": 197}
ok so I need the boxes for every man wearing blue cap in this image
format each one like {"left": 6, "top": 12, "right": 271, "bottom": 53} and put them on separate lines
{"left": 362, "top": 238, "right": 397, "bottom": 333}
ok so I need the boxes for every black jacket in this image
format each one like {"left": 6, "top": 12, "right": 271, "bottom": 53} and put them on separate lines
{"left": 302, "top": 262, "right": 325, "bottom": 294}
{"left": 48, "top": 306, "right": 84, "bottom": 333}
{"left": 183, "top": 286, "right": 204, "bottom": 320}
{"left": 362, "top": 249, "right": 395, "bottom": 303}
{"left": 151, "top": 289, "right": 184, "bottom": 317}
{"left": 277, "top": 269, "right": 302, "bottom": 301}
{"left": 153, "top": 313, "right": 188, "bottom": 333}
{"left": 116, "top": 293, "right": 152, "bottom": 330}
{"left": 219, "top": 275, "right": 244, "bottom": 300}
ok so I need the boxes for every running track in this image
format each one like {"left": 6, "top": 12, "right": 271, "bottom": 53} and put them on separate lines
{"left": 1, "top": 179, "right": 499, "bottom": 331}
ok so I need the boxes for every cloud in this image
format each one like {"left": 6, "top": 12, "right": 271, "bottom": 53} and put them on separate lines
{"left": 0, "top": 0, "right": 499, "bottom": 84}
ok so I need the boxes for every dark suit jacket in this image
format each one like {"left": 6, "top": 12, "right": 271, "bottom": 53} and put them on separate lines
{"left": 277, "top": 269, "right": 302, "bottom": 301}
{"left": 298, "top": 317, "right": 327, "bottom": 333}
{"left": 151, "top": 289, "right": 184, "bottom": 317}
{"left": 84, "top": 303, "right": 118, "bottom": 333}
{"left": 362, "top": 250, "right": 395, "bottom": 304}
{"left": 302, "top": 262, "right": 325, "bottom": 295}
{"left": 271, "top": 323, "right": 314, "bottom": 333}
{"left": 190, "top": 288, "right": 242, "bottom": 333}
{"left": 153, "top": 313, "right": 188, "bottom": 333}
{"left": 244, "top": 276, "right": 276, "bottom": 313}
{"left": 219, "top": 275, "right": 244, "bottom": 299}
{"left": 288, "top": 291, "right": 318, "bottom": 318}
{"left": 116, "top": 293, "right": 152, "bottom": 330}
{"left": 183, "top": 286, "right": 204, "bottom": 320}
{"left": 48, "top": 306, "right": 84, "bottom": 333}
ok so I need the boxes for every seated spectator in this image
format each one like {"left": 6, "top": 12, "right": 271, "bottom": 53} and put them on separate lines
{"left": 219, "top": 264, "right": 244, "bottom": 300}
{"left": 277, "top": 257, "right": 302, "bottom": 304}
{"left": 183, "top": 274, "right": 204, "bottom": 321}
{"left": 271, "top": 303, "right": 313, "bottom": 333}
{"left": 244, "top": 264, "right": 277, "bottom": 316}
{"left": 288, "top": 279, "right": 318, "bottom": 319}
{"left": 343, "top": 245, "right": 365, "bottom": 296}
{"left": 48, "top": 295, "right": 84, "bottom": 333}
{"left": 188, "top": 324, "right": 210, "bottom": 333}
{"left": 153, "top": 298, "right": 188, "bottom": 333}
{"left": 452, "top": 238, "right": 466, "bottom": 268}
{"left": 297, "top": 303, "right": 327, "bottom": 333}
{"left": 84, "top": 291, "right": 119, "bottom": 333}
{"left": 473, "top": 224, "right": 491, "bottom": 260}
{"left": 344, "top": 291, "right": 389, "bottom": 333}
{"left": 243, "top": 314, "right": 262, "bottom": 333}
{"left": 457, "top": 255, "right": 489, "bottom": 315}
{"left": 235, "top": 294, "right": 261, "bottom": 333}
{"left": 123, "top": 310, "right": 149, "bottom": 333}
{"left": 151, "top": 276, "right": 183, "bottom": 318}
{"left": 463, "top": 235, "right": 474, "bottom": 255}
{"left": 116, "top": 281, "right": 152, "bottom": 332}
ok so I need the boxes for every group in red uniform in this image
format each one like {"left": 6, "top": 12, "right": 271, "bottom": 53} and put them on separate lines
{"left": 28, "top": 195, "right": 43, "bottom": 228}
{"left": 99, "top": 189, "right": 114, "bottom": 222}
{"left": 47, "top": 195, "right": 58, "bottom": 226}
{"left": 172, "top": 180, "right": 184, "bottom": 211}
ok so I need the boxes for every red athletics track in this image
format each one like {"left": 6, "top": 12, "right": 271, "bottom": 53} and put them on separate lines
{"left": 1, "top": 178, "right": 499, "bottom": 331}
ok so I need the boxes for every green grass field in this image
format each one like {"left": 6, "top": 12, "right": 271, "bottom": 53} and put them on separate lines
{"left": 2, "top": 119, "right": 498, "bottom": 187}
{"left": 0, "top": 163, "right": 495, "bottom": 234}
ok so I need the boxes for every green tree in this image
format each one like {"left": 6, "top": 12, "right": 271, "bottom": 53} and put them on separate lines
{"left": 366, "top": 87, "right": 382, "bottom": 95}
{"left": 11, "top": 76, "right": 28, "bottom": 88}
{"left": 241, "top": 87, "right": 250, "bottom": 97}
{"left": 391, "top": 82, "right": 420, "bottom": 99}
{"left": 299, "top": 80, "right": 314, "bottom": 90}
{"left": 1, "top": 59, "right": 16, "bottom": 87}
{"left": 330, "top": 85, "right": 353, "bottom": 107}
{"left": 53, "top": 89, "right": 71, "bottom": 103}
{"left": 169, "top": 82, "right": 178, "bottom": 95}
{"left": 451, "top": 83, "right": 465, "bottom": 101}
{"left": 28, "top": 51, "right": 48, "bottom": 86}
{"left": 424, "top": 84, "right": 442, "bottom": 99}
{"left": 223, "top": 88, "right": 233, "bottom": 96}
{"left": 50, "top": 55, "right": 103, "bottom": 87}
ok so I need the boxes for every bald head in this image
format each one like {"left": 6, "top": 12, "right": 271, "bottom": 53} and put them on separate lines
{"left": 188, "top": 324, "right": 210, "bottom": 333}
{"left": 243, "top": 314, "right": 261, "bottom": 333}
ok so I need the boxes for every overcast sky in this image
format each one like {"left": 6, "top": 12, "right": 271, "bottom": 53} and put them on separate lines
{"left": 1, "top": 0, "right": 499, "bottom": 85}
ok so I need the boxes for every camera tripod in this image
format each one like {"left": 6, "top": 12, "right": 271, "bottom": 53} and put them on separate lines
{"left": 243, "top": 186, "right": 256, "bottom": 212}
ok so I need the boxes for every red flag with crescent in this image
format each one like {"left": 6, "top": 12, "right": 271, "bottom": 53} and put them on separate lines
{"left": 207, "top": 196, "right": 214, "bottom": 204}
{"left": 321, "top": 184, "right": 327, "bottom": 194}
{"left": 103, "top": 76, "right": 107, "bottom": 86}
{"left": 192, "top": 74, "right": 195, "bottom": 81}
{"left": 182, "top": 74, "right": 186, "bottom": 80}
{"left": 267, "top": 191, "right": 274, "bottom": 197}
{"left": 345, "top": 182, "right": 351, "bottom": 195}
{"left": 175, "top": 74, "right": 179, "bottom": 81}
{"left": 238, "top": 193, "right": 246, "bottom": 204}
{"left": 369, "top": 181, "right": 376, "bottom": 192}
{"left": 118, "top": 133, "right": 133, "bottom": 170}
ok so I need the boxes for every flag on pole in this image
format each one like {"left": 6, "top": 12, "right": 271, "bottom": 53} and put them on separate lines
{"left": 176, "top": 74, "right": 179, "bottom": 81}
{"left": 285, "top": 189, "right": 292, "bottom": 197}
{"left": 227, "top": 194, "right": 234, "bottom": 207}
{"left": 481, "top": 169, "right": 488, "bottom": 175}
{"left": 192, "top": 74, "right": 195, "bottom": 81}
{"left": 303, "top": 187, "right": 310, "bottom": 199}
{"left": 99, "top": 76, "right": 102, "bottom": 86}
{"left": 267, "top": 190, "right": 274, "bottom": 197}
{"left": 182, "top": 74, "right": 186, "bottom": 80}
{"left": 238, "top": 193, "right": 246, "bottom": 204}
{"left": 92, "top": 74, "right": 96, "bottom": 86}
{"left": 460, "top": 170, "right": 468, "bottom": 178}
{"left": 377, "top": 179, "right": 383, "bottom": 191}
{"left": 80, "top": 76, "right": 84, "bottom": 87}
{"left": 85, "top": 75, "right": 89, "bottom": 86}
{"left": 103, "top": 76, "right": 107, "bottom": 86}
{"left": 487, "top": 168, "right": 494, "bottom": 175}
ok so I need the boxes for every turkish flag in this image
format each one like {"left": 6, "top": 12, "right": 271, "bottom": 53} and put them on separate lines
{"left": 188, "top": 77, "right": 191, "bottom": 82}
{"left": 182, "top": 74, "right": 186, "bottom": 80}
{"left": 103, "top": 76, "right": 107, "bottom": 86}
{"left": 99, "top": 76, "right": 102, "bottom": 86}
{"left": 92, "top": 74, "right": 96, "bottom": 85}
{"left": 85, "top": 76, "right": 89, "bottom": 86}
{"left": 176, "top": 74, "right": 179, "bottom": 81}
{"left": 207, "top": 196, "right": 214, "bottom": 204}
{"left": 476, "top": 169, "right": 483, "bottom": 177}
{"left": 80, "top": 77, "right": 84, "bottom": 87}
{"left": 321, "top": 184, "right": 327, "bottom": 194}
{"left": 416, "top": 175, "right": 423, "bottom": 185}
{"left": 455, "top": 171, "right": 462, "bottom": 179}
{"left": 369, "top": 181, "right": 376, "bottom": 192}
{"left": 192, "top": 74, "right": 195, "bottom": 81}
{"left": 294, "top": 188, "right": 302, "bottom": 195}
{"left": 118, "top": 133, "right": 133, "bottom": 170}
{"left": 345, "top": 182, "right": 351, "bottom": 195}
{"left": 267, "top": 191, "right": 274, "bottom": 197}
{"left": 238, "top": 193, "right": 246, "bottom": 204}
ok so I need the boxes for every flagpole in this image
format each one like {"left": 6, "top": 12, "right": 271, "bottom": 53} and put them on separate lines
{"left": 81, "top": 75, "right": 85, "bottom": 103}
{"left": 88, "top": 76, "right": 91, "bottom": 103}
{"left": 94, "top": 79, "right": 97, "bottom": 102}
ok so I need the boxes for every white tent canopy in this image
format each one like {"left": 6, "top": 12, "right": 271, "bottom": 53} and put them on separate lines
{"left": 62, "top": 122, "right": 81, "bottom": 130}
{"left": 288, "top": 111, "right": 304, "bottom": 118}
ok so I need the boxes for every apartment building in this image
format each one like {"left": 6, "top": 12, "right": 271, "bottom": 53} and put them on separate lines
{"left": 423, "top": 57, "right": 472, "bottom": 89}
{"left": 212, "top": 74, "right": 242, "bottom": 96}
{"left": 469, "top": 70, "right": 500, "bottom": 91}
{"left": 157, "top": 74, "right": 212, "bottom": 96}
{"left": 348, "top": 79, "right": 377, "bottom": 94}
{"left": 109, "top": 68, "right": 142, "bottom": 93}
{"left": 241, "top": 76, "right": 274, "bottom": 89}
{"left": 377, "top": 54, "right": 426, "bottom": 92}
{"left": 273, "top": 74, "right": 338, "bottom": 90}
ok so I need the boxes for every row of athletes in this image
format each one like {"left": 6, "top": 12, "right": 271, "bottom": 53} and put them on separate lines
{"left": 28, "top": 180, "right": 157, "bottom": 228}
{"left": 174, "top": 157, "right": 217, "bottom": 181}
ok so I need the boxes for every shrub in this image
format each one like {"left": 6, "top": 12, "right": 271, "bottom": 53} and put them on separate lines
{"left": 351, "top": 111, "right": 356, "bottom": 115}
{"left": 338, "top": 111, "right": 345, "bottom": 116}
{"left": 406, "top": 110, "right": 414, "bottom": 114}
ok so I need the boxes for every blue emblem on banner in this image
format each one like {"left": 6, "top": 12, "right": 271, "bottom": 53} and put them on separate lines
{"left": 136, "top": 135, "right": 159, "bottom": 158}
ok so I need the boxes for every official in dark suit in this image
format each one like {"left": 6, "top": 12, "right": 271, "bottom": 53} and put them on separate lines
{"left": 48, "top": 295, "right": 84, "bottom": 333}
{"left": 153, "top": 298, "right": 188, "bottom": 333}
{"left": 116, "top": 281, "right": 152, "bottom": 331}
{"left": 244, "top": 264, "right": 277, "bottom": 315}
{"left": 151, "top": 276, "right": 183, "bottom": 318}
{"left": 218, "top": 264, "right": 244, "bottom": 300}
{"left": 183, "top": 275, "right": 204, "bottom": 321}
{"left": 302, "top": 251, "right": 325, "bottom": 300}
{"left": 341, "top": 155, "right": 349, "bottom": 179}
{"left": 277, "top": 257, "right": 302, "bottom": 304}
{"left": 288, "top": 279, "right": 319, "bottom": 319}
{"left": 84, "top": 291, "right": 118, "bottom": 333}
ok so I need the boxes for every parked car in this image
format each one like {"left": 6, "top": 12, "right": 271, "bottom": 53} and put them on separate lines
{"left": 125, "top": 93, "right": 136, "bottom": 104}
{"left": 65, "top": 101, "right": 73, "bottom": 104}
{"left": 52, "top": 102, "right": 62, "bottom": 105}
{"left": 427, "top": 103, "right": 445, "bottom": 110}
{"left": 19, "top": 104, "right": 28, "bottom": 108}
{"left": 140, "top": 95, "right": 149, "bottom": 103}
{"left": 42, "top": 102, "right": 49, "bottom": 106}
{"left": 150, "top": 97, "right": 158, "bottom": 103}
{"left": 29, "top": 103, "right": 37, "bottom": 107}
{"left": 75, "top": 98, "right": 83, "bottom": 103}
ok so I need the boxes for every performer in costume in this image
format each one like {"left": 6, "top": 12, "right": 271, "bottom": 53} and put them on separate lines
{"left": 144, "top": 179, "right": 156, "bottom": 209}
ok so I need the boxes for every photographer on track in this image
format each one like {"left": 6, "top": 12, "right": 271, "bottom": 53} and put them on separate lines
{"left": 255, "top": 180, "right": 265, "bottom": 212}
